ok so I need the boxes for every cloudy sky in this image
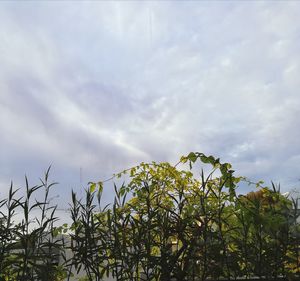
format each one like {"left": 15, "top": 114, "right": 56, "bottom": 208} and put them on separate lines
{"left": 0, "top": 1, "right": 300, "bottom": 206}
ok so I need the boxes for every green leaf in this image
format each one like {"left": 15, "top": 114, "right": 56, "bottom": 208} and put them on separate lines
{"left": 180, "top": 156, "right": 188, "bottom": 163}
{"left": 187, "top": 152, "right": 197, "bottom": 163}
{"left": 98, "top": 181, "right": 103, "bottom": 194}
{"left": 89, "top": 182, "right": 96, "bottom": 193}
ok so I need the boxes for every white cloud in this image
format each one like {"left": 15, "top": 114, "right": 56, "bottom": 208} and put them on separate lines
{"left": 0, "top": 2, "right": 300, "bottom": 202}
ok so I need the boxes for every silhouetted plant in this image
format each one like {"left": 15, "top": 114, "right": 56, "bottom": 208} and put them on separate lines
{"left": 68, "top": 183, "right": 110, "bottom": 281}
{"left": 0, "top": 153, "right": 299, "bottom": 281}
{"left": 0, "top": 168, "right": 64, "bottom": 281}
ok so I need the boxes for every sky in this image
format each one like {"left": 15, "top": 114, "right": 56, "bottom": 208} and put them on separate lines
{"left": 0, "top": 1, "right": 300, "bottom": 208}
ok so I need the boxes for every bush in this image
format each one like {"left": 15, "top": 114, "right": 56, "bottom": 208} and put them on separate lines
{"left": 0, "top": 152, "right": 299, "bottom": 281}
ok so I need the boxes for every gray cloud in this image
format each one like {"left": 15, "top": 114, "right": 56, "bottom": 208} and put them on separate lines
{"left": 0, "top": 2, "right": 300, "bottom": 205}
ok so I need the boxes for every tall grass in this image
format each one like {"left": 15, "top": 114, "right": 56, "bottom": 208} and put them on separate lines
{"left": 0, "top": 153, "right": 299, "bottom": 281}
{"left": 0, "top": 168, "right": 64, "bottom": 281}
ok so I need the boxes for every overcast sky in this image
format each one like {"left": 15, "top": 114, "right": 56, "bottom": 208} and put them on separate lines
{"left": 0, "top": 2, "right": 300, "bottom": 206}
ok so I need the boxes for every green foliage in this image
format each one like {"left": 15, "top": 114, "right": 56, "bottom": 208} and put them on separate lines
{"left": 0, "top": 167, "right": 64, "bottom": 281}
{"left": 0, "top": 152, "right": 299, "bottom": 281}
